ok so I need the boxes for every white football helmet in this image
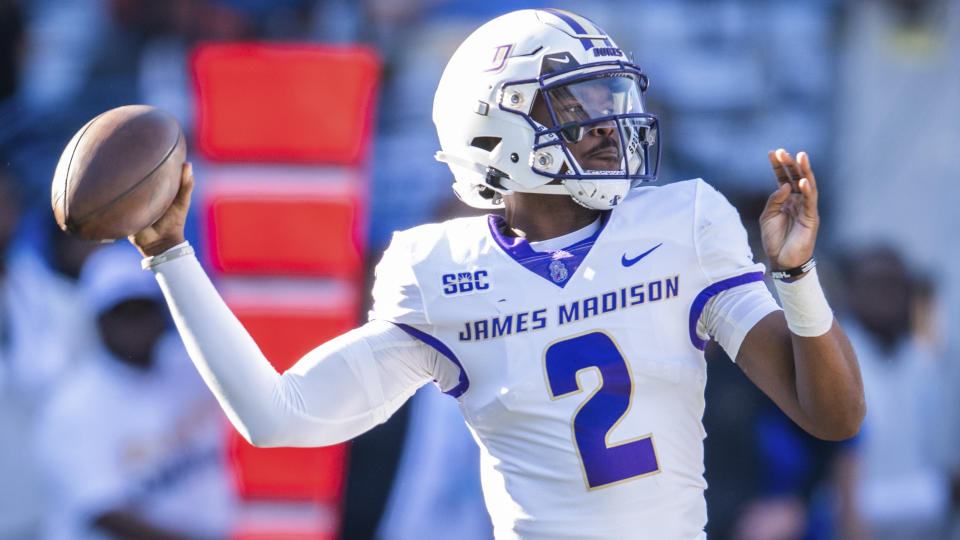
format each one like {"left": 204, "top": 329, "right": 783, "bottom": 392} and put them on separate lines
{"left": 433, "top": 8, "right": 660, "bottom": 210}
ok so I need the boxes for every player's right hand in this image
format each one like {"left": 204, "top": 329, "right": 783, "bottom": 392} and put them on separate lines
{"left": 128, "top": 162, "right": 193, "bottom": 257}
{"left": 759, "top": 149, "right": 819, "bottom": 272}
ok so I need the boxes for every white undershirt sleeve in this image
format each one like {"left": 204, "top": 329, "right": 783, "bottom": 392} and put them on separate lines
{"left": 150, "top": 251, "right": 439, "bottom": 447}
{"left": 697, "top": 281, "right": 780, "bottom": 361}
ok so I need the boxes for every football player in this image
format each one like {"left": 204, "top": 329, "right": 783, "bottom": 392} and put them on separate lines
{"left": 129, "top": 9, "right": 863, "bottom": 539}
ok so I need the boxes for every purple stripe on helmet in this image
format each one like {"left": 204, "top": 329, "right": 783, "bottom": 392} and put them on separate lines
{"left": 487, "top": 213, "right": 609, "bottom": 288}
{"left": 688, "top": 271, "right": 765, "bottom": 350}
{"left": 393, "top": 323, "right": 469, "bottom": 398}
{"left": 542, "top": 8, "right": 596, "bottom": 51}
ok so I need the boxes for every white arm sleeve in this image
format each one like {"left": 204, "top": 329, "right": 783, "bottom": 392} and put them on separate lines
{"left": 697, "top": 281, "right": 780, "bottom": 361}
{"left": 692, "top": 180, "right": 781, "bottom": 360}
{"left": 150, "top": 252, "right": 440, "bottom": 447}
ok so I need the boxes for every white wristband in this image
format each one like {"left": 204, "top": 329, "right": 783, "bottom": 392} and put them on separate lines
{"left": 773, "top": 266, "right": 834, "bottom": 337}
{"left": 141, "top": 241, "right": 194, "bottom": 270}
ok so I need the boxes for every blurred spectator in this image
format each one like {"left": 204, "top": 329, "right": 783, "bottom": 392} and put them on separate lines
{"left": 0, "top": 166, "right": 96, "bottom": 393}
{"left": 0, "top": 162, "right": 20, "bottom": 272}
{"left": 0, "top": 165, "right": 94, "bottom": 538}
{"left": 0, "top": 0, "right": 24, "bottom": 103}
{"left": 704, "top": 342, "right": 861, "bottom": 540}
{"left": 0, "top": 154, "right": 44, "bottom": 539}
{"left": 839, "top": 245, "right": 951, "bottom": 539}
{"left": 34, "top": 244, "right": 237, "bottom": 540}
{"left": 832, "top": 2, "right": 960, "bottom": 489}
{"left": 44, "top": 217, "right": 100, "bottom": 282}
{"left": 732, "top": 405, "right": 861, "bottom": 540}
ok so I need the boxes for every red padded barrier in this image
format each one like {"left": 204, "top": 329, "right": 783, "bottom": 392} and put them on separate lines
{"left": 228, "top": 434, "right": 349, "bottom": 503}
{"left": 192, "top": 43, "right": 380, "bottom": 164}
{"left": 221, "top": 282, "right": 358, "bottom": 503}
{"left": 232, "top": 531, "right": 336, "bottom": 540}
{"left": 232, "top": 303, "right": 359, "bottom": 373}
{"left": 232, "top": 530, "right": 337, "bottom": 540}
{"left": 204, "top": 182, "right": 365, "bottom": 278}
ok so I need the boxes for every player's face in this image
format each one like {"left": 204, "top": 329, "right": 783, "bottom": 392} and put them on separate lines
{"left": 98, "top": 298, "right": 168, "bottom": 369}
{"left": 532, "top": 76, "right": 639, "bottom": 173}
{"left": 849, "top": 251, "right": 912, "bottom": 340}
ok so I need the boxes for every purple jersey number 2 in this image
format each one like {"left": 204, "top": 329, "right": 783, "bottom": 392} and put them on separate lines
{"left": 544, "top": 331, "right": 660, "bottom": 489}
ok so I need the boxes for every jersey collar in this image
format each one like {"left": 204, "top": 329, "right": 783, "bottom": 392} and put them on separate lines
{"left": 487, "top": 212, "right": 610, "bottom": 288}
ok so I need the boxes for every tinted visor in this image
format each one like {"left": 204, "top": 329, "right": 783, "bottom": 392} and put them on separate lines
{"left": 542, "top": 74, "right": 658, "bottom": 179}
{"left": 548, "top": 75, "right": 640, "bottom": 133}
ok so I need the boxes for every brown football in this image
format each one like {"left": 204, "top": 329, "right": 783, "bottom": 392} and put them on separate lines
{"left": 51, "top": 105, "right": 186, "bottom": 240}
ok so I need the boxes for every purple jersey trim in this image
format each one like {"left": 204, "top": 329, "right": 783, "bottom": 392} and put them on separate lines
{"left": 393, "top": 322, "right": 469, "bottom": 398}
{"left": 688, "top": 271, "right": 765, "bottom": 351}
{"left": 487, "top": 213, "right": 609, "bottom": 288}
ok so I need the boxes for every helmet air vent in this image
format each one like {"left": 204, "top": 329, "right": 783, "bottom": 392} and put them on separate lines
{"left": 470, "top": 136, "right": 502, "bottom": 152}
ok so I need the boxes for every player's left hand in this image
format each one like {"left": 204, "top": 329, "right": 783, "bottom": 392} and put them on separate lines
{"left": 759, "top": 149, "right": 819, "bottom": 270}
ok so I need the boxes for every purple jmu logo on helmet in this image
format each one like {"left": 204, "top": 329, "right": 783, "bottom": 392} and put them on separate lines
{"left": 485, "top": 44, "right": 513, "bottom": 73}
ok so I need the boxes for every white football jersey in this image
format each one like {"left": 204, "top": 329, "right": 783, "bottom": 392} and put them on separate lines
{"left": 370, "top": 179, "right": 776, "bottom": 539}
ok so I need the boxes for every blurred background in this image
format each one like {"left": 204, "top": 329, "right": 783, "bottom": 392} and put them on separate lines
{"left": 1, "top": 0, "right": 958, "bottom": 539}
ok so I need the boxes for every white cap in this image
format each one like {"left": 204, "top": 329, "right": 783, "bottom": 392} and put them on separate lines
{"left": 79, "top": 242, "right": 162, "bottom": 315}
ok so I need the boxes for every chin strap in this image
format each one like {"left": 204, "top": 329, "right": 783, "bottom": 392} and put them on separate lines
{"left": 435, "top": 151, "right": 487, "bottom": 176}
{"left": 499, "top": 177, "right": 569, "bottom": 195}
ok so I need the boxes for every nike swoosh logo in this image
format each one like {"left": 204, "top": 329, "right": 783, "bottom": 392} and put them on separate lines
{"left": 552, "top": 56, "right": 571, "bottom": 63}
{"left": 621, "top": 243, "right": 663, "bottom": 267}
